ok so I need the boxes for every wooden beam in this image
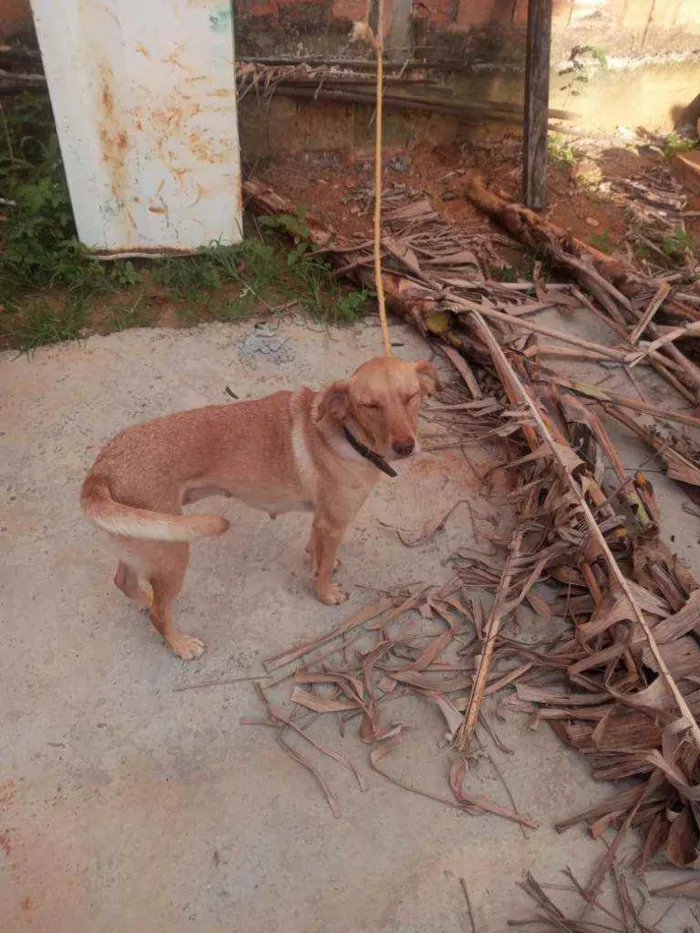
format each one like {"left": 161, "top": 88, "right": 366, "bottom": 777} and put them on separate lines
{"left": 522, "top": 0, "right": 553, "bottom": 209}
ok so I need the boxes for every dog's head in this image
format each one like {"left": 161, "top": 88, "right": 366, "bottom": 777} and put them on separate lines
{"left": 314, "top": 356, "right": 441, "bottom": 460}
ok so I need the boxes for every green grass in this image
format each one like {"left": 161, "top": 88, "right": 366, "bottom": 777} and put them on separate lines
{"left": 548, "top": 133, "right": 577, "bottom": 167}
{"left": 1, "top": 296, "right": 87, "bottom": 352}
{"left": 109, "top": 293, "right": 157, "bottom": 332}
{"left": 0, "top": 91, "right": 370, "bottom": 352}
{"left": 633, "top": 241, "right": 654, "bottom": 262}
{"left": 661, "top": 227, "right": 696, "bottom": 259}
{"left": 589, "top": 231, "right": 615, "bottom": 254}
{"left": 491, "top": 265, "right": 519, "bottom": 283}
{"left": 663, "top": 132, "right": 697, "bottom": 158}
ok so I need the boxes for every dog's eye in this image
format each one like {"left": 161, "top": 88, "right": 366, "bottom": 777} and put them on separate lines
{"left": 362, "top": 401, "right": 382, "bottom": 410}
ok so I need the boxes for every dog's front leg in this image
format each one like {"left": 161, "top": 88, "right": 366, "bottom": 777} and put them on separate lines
{"left": 306, "top": 526, "right": 341, "bottom": 572}
{"left": 310, "top": 510, "right": 350, "bottom": 605}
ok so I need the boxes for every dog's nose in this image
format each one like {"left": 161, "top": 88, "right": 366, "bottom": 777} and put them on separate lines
{"left": 392, "top": 438, "right": 415, "bottom": 458}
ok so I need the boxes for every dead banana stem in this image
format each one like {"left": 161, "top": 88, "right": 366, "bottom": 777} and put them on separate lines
{"left": 455, "top": 526, "right": 525, "bottom": 752}
{"left": 470, "top": 309, "right": 700, "bottom": 755}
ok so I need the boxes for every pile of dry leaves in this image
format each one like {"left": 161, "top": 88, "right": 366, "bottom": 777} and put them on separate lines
{"left": 240, "top": 171, "right": 700, "bottom": 930}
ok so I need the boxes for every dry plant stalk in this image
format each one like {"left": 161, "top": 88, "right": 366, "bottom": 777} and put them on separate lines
{"left": 463, "top": 173, "right": 700, "bottom": 398}
{"left": 631, "top": 318, "right": 700, "bottom": 368}
{"left": 471, "top": 309, "right": 700, "bottom": 754}
{"left": 263, "top": 595, "right": 392, "bottom": 671}
{"left": 536, "top": 368, "right": 700, "bottom": 430}
{"left": 628, "top": 280, "right": 671, "bottom": 344}
{"left": 455, "top": 526, "right": 524, "bottom": 752}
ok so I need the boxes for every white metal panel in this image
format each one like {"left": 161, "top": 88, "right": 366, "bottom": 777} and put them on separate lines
{"left": 30, "top": 0, "right": 242, "bottom": 253}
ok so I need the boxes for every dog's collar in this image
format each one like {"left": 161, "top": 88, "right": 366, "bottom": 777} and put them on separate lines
{"left": 343, "top": 427, "right": 397, "bottom": 478}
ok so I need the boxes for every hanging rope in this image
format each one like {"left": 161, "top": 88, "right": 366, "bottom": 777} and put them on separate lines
{"left": 351, "top": 1, "right": 392, "bottom": 357}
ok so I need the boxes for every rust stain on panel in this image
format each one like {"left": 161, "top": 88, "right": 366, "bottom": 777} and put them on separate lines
{"left": 0, "top": 829, "right": 11, "bottom": 857}
{"left": 96, "top": 65, "right": 133, "bottom": 219}
{"left": 187, "top": 131, "right": 229, "bottom": 163}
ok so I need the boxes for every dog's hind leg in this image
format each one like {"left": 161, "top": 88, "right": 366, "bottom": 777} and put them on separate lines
{"left": 147, "top": 544, "right": 204, "bottom": 661}
{"left": 114, "top": 560, "right": 152, "bottom": 611}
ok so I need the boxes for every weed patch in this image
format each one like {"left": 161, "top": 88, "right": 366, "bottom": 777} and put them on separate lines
{"left": 0, "top": 92, "right": 369, "bottom": 351}
{"left": 589, "top": 231, "right": 615, "bottom": 254}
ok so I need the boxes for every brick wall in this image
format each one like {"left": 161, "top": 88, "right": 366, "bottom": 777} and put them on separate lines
{"left": 234, "top": 0, "right": 700, "bottom": 60}
{"left": 5, "top": 0, "right": 700, "bottom": 148}
{"left": 4, "top": 0, "right": 698, "bottom": 63}
{"left": 0, "top": 0, "right": 32, "bottom": 41}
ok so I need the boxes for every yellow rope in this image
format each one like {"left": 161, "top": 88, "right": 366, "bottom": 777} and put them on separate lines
{"left": 373, "top": 2, "right": 391, "bottom": 357}
{"left": 351, "top": 2, "right": 391, "bottom": 357}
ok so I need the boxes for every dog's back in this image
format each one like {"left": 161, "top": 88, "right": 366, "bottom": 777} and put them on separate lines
{"left": 81, "top": 390, "right": 313, "bottom": 541}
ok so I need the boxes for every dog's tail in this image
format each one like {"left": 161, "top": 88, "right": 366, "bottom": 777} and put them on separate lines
{"left": 80, "top": 475, "right": 230, "bottom": 542}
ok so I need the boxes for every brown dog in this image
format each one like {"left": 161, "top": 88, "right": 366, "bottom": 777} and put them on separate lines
{"left": 81, "top": 356, "right": 440, "bottom": 660}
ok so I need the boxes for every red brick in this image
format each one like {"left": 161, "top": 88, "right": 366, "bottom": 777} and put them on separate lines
{"left": 457, "top": 0, "right": 512, "bottom": 27}
{"left": 512, "top": 0, "right": 527, "bottom": 26}
{"left": 414, "top": 0, "right": 453, "bottom": 26}
{"left": 332, "top": 0, "right": 368, "bottom": 21}
{"left": 242, "top": 0, "right": 278, "bottom": 17}
{"left": 0, "top": 0, "right": 31, "bottom": 40}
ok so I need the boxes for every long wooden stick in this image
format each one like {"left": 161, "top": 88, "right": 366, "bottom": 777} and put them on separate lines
{"left": 471, "top": 311, "right": 700, "bottom": 755}
{"left": 628, "top": 280, "right": 671, "bottom": 345}
{"left": 537, "top": 368, "right": 700, "bottom": 430}
{"left": 464, "top": 173, "right": 700, "bottom": 395}
{"left": 262, "top": 595, "right": 392, "bottom": 671}
{"left": 451, "top": 299, "right": 635, "bottom": 363}
{"left": 455, "top": 527, "right": 525, "bottom": 752}
{"left": 522, "top": 344, "right": 625, "bottom": 363}
{"left": 630, "top": 319, "right": 700, "bottom": 368}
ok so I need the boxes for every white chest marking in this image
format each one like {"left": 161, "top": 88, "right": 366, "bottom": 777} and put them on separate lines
{"left": 291, "top": 390, "right": 315, "bottom": 501}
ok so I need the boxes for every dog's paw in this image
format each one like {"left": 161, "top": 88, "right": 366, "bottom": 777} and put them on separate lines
{"left": 168, "top": 632, "right": 206, "bottom": 662}
{"left": 317, "top": 583, "right": 349, "bottom": 605}
{"left": 137, "top": 592, "right": 154, "bottom": 613}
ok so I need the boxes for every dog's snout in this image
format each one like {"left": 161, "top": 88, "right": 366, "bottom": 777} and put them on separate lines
{"left": 392, "top": 438, "right": 415, "bottom": 458}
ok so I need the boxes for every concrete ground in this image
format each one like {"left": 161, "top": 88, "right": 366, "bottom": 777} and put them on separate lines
{"left": 1, "top": 317, "right": 696, "bottom": 932}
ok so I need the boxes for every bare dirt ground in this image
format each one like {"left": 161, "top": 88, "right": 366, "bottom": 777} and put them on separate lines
{"left": 255, "top": 136, "right": 700, "bottom": 268}
{"left": 1, "top": 309, "right": 699, "bottom": 933}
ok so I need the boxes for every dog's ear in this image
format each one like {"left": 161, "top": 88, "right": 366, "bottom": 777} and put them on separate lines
{"left": 414, "top": 360, "right": 442, "bottom": 397}
{"left": 314, "top": 380, "right": 350, "bottom": 423}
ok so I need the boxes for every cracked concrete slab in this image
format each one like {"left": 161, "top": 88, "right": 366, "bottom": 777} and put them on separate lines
{"left": 0, "top": 318, "right": 694, "bottom": 932}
